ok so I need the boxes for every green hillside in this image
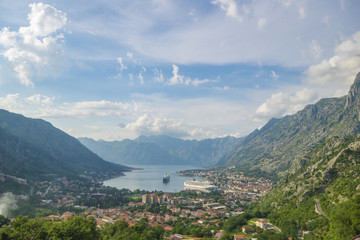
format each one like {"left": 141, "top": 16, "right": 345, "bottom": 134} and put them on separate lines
{"left": 0, "top": 109, "right": 130, "bottom": 182}
{"left": 255, "top": 135, "right": 360, "bottom": 239}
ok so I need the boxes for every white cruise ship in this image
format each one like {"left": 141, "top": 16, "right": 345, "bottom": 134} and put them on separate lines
{"left": 184, "top": 180, "right": 217, "bottom": 192}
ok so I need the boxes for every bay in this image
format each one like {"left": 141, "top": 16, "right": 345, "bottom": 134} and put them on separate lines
{"left": 103, "top": 164, "right": 202, "bottom": 192}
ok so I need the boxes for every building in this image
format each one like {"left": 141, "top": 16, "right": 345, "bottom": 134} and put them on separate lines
{"left": 255, "top": 219, "right": 269, "bottom": 230}
{"left": 233, "top": 234, "right": 249, "bottom": 240}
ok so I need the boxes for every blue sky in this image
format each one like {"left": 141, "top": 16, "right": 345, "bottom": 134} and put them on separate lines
{"left": 0, "top": 0, "right": 359, "bottom": 140}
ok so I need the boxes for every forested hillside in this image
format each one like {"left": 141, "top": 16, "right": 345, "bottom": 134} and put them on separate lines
{"left": 0, "top": 109, "right": 130, "bottom": 182}
{"left": 255, "top": 135, "right": 360, "bottom": 239}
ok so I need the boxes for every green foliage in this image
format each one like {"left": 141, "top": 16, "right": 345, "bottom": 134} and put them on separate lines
{"left": 0, "top": 215, "right": 166, "bottom": 240}
{"left": 0, "top": 109, "right": 129, "bottom": 183}
{"left": 254, "top": 134, "right": 360, "bottom": 239}
{"left": 326, "top": 195, "right": 360, "bottom": 239}
{"left": 0, "top": 215, "right": 10, "bottom": 227}
{"left": 223, "top": 213, "right": 251, "bottom": 233}
{"left": 101, "top": 219, "right": 164, "bottom": 240}
{"left": 256, "top": 230, "right": 288, "bottom": 240}
{"left": 278, "top": 219, "right": 297, "bottom": 237}
{"left": 220, "top": 232, "right": 233, "bottom": 240}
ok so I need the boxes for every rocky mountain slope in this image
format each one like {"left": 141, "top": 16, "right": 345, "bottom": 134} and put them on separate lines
{"left": 79, "top": 135, "right": 241, "bottom": 166}
{"left": 0, "top": 109, "right": 130, "bottom": 181}
{"left": 220, "top": 73, "right": 360, "bottom": 178}
{"left": 256, "top": 134, "right": 360, "bottom": 239}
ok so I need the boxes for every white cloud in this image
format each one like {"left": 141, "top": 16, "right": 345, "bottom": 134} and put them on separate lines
{"left": 305, "top": 31, "right": 360, "bottom": 88}
{"left": 271, "top": 70, "right": 279, "bottom": 80}
{"left": 125, "top": 113, "right": 189, "bottom": 138}
{"left": 0, "top": 93, "right": 20, "bottom": 110}
{"left": 61, "top": 1, "right": 358, "bottom": 67}
{"left": 257, "top": 18, "right": 267, "bottom": 30}
{"left": 0, "top": 3, "right": 67, "bottom": 87}
{"left": 128, "top": 73, "right": 134, "bottom": 82}
{"left": 40, "top": 100, "right": 131, "bottom": 118}
{"left": 298, "top": 7, "right": 306, "bottom": 19}
{"left": 188, "top": 9, "right": 199, "bottom": 22}
{"left": 26, "top": 94, "right": 54, "bottom": 106}
{"left": 168, "top": 64, "right": 184, "bottom": 85}
{"left": 212, "top": 0, "right": 243, "bottom": 21}
{"left": 126, "top": 52, "right": 133, "bottom": 58}
{"left": 0, "top": 93, "right": 55, "bottom": 116}
{"left": 138, "top": 72, "right": 144, "bottom": 84}
{"left": 168, "top": 64, "right": 212, "bottom": 86}
{"left": 309, "top": 40, "right": 323, "bottom": 59}
{"left": 117, "top": 57, "right": 127, "bottom": 71}
{"left": 191, "top": 78, "right": 211, "bottom": 86}
{"left": 0, "top": 92, "right": 256, "bottom": 140}
{"left": 153, "top": 68, "right": 164, "bottom": 83}
{"left": 254, "top": 88, "right": 318, "bottom": 121}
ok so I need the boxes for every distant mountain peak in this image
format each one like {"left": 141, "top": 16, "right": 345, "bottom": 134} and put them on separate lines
{"left": 346, "top": 72, "right": 360, "bottom": 107}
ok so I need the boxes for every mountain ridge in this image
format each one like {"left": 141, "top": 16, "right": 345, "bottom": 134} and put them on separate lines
{"left": 0, "top": 109, "right": 130, "bottom": 182}
{"left": 79, "top": 135, "right": 241, "bottom": 167}
{"left": 219, "top": 73, "right": 360, "bottom": 178}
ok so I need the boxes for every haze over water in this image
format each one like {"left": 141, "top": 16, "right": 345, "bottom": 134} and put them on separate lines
{"left": 103, "top": 165, "right": 203, "bottom": 192}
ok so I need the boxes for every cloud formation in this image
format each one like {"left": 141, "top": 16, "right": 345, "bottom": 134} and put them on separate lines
{"left": 124, "top": 113, "right": 189, "bottom": 138}
{"left": 168, "top": 64, "right": 211, "bottom": 86}
{"left": 305, "top": 31, "right": 360, "bottom": 89}
{"left": 0, "top": 3, "right": 67, "bottom": 87}
{"left": 40, "top": 100, "right": 131, "bottom": 118}
{"left": 211, "top": 0, "right": 244, "bottom": 21}
{"left": 254, "top": 88, "right": 318, "bottom": 121}
{"left": 117, "top": 57, "right": 127, "bottom": 71}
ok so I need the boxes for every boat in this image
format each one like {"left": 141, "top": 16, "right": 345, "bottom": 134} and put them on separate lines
{"left": 163, "top": 173, "right": 170, "bottom": 183}
{"left": 184, "top": 180, "right": 217, "bottom": 192}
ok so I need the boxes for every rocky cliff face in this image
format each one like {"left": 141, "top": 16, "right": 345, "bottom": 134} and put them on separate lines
{"left": 346, "top": 72, "right": 360, "bottom": 107}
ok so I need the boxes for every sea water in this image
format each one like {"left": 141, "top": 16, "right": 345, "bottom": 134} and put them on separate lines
{"left": 103, "top": 164, "right": 203, "bottom": 192}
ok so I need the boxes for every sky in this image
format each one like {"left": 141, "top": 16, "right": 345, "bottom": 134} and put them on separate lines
{"left": 0, "top": 0, "right": 359, "bottom": 141}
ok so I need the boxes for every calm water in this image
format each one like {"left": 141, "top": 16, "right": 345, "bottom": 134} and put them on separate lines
{"left": 103, "top": 165, "right": 202, "bottom": 192}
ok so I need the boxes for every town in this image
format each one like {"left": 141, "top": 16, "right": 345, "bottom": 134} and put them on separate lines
{"left": 3, "top": 166, "right": 277, "bottom": 239}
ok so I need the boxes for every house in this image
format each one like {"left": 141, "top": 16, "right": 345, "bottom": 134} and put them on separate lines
{"left": 215, "top": 231, "right": 224, "bottom": 240}
{"left": 164, "top": 226, "right": 173, "bottom": 232}
{"left": 233, "top": 234, "right": 249, "bottom": 240}
{"left": 242, "top": 225, "right": 253, "bottom": 233}
{"left": 60, "top": 211, "right": 75, "bottom": 221}
{"left": 255, "top": 219, "right": 268, "bottom": 229}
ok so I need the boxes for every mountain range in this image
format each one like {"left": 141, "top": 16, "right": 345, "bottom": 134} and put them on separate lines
{"left": 79, "top": 135, "right": 240, "bottom": 167}
{"left": 0, "top": 109, "right": 130, "bottom": 182}
{"left": 219, "top": 72, "right": 360, "bottom": 179}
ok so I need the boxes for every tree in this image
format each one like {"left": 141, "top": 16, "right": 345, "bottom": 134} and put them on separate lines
{"left": 326, "top": 196, "right": 360, "bottom": 239}
{"left": 0, "top": 215, "right": 10, "bottom": 227}
{"left": 55, "top": 216, "right": 100, "bottom": 240}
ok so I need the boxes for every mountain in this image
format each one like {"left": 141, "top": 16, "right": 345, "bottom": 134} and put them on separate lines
{"left": 0, "top": 109, "right": 130, "bottom": 181}
{"left": 79, "top": 135, "right": 241, "bottom": 166}
{"left": 78, "top": 137, "right": 181, "bottom": 165}
{"left": 219, "top": 72, "right": 360, "bottom": 178}
{"left": 255, "top": 134, "right": 360, "bottom": 239}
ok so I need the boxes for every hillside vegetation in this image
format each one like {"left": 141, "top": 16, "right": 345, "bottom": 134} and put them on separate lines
{"left": 0, "top": 109, "right": 130, "bottom": 182}
{"left": 255, "top": 135, "right": 360, "bottom": 239}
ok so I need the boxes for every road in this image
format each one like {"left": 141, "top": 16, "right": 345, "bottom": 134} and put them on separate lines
{"left": 315, "top": 199, "right": 329, "bottom": 220}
